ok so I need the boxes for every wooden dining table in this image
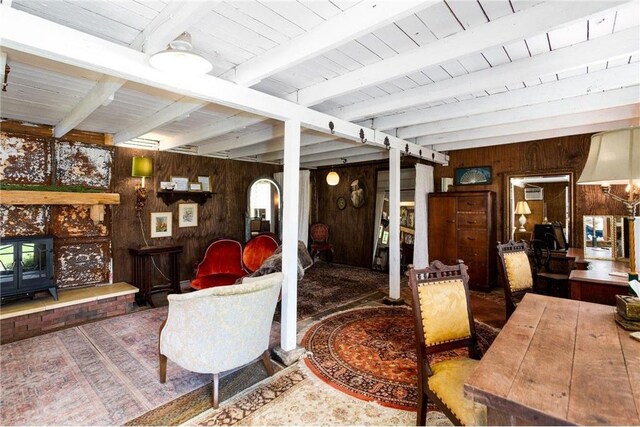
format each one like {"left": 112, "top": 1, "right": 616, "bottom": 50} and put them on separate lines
{"left": 464, "top": 293, "right": 640, "bottom": 425}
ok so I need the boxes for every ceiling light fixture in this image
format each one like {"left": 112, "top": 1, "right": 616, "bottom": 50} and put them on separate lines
{"left": 149, "top": 32, "right": 212, "bottom": 75}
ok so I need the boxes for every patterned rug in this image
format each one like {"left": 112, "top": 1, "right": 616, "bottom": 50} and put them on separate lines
{"left": 186, "top": 361, "right": 452, "bottom": 426}
{"left": 276, "top": 261, "right": 388, "bottom": 321}
{"left": 302, "top": 306, "right": 499, "bottom": 411}
{"left": 0, "top": 307, "right": 210, "bottom": 426}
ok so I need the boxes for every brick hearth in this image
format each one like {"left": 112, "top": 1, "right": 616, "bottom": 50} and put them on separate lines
{"left": 0, "top": 283, "right": 138, "bottom": 344}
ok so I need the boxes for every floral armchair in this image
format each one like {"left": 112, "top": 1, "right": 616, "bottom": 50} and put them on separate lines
{"left": 159, "top": 272, "right": 283, "bottom": 409}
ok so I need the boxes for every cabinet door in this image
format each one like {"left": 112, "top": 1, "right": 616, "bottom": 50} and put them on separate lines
{"left": 458, "top": 229, "right": 488, "bottom": 289}
{"left": 428, "top": 196, "right": 457, "bottom": 264}
{"left": 0, "top": 243, "right": 16, "bottom": 294}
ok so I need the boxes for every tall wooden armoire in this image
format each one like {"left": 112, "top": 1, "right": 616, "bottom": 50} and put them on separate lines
{"left": 428, "top": 191, "right": 496, "bottom": 291}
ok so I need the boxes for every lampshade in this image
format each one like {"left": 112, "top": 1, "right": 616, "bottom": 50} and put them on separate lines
{"left": 578, "top": 126, "right": 639, "bottom": 186}
{"left": 149, "top": 32, "right": 212, "bottom": 75}
{"left": 132, "top": 156, "right": 153, "bottom": 177}
{"left": 326, "top": 171, "right": 340, "bottom": 186}
{"left": 515, "top": 201, "right": 531, "bottom": 215}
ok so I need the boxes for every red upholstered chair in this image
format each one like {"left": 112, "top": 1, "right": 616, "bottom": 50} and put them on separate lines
{"left": 309, "top": 223, "right": 333, "bottom": 262}
{"left": 191, "top": 239, "right": 246, "bottom": 290}
{"left": 242, "top": 233, "right": 280, "bottom": 273}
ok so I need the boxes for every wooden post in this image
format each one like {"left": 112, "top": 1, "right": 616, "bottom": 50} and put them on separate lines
{"left": 280, "top": 119, "right": 300, "bottom": 351}
{"left": 388, "top": 147, "right": 401, "bottom": 300}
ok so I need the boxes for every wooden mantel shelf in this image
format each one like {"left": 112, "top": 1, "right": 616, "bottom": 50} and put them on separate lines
{"left": 1, "top": 190, "right": 120, "bottom": 205}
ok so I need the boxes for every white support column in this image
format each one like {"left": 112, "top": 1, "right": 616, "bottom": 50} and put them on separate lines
{"left": 387, "top": 147, "right": 401, "bottom": 302}
{"left": 279, "top": 119, "right": 302, "bottom": 358}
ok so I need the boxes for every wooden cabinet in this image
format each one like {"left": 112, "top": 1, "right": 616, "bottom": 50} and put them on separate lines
{"left": 428, "top": 191, "right": 496, "bottom": 291}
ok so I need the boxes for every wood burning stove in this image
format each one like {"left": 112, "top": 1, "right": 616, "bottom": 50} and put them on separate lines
{"left": 0, "top": 236, "right": 56, "bottom": 302}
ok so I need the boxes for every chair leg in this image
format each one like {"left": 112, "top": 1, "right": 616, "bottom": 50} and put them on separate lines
{"left": 159, "top": 353, "right": 167, "bottom": 383}
{"left": 261, "top": 349, "right": 275, "bottom": 376}
{"left": 212, "top": 373, "right": 219, "bottom": 409}
{"left": 416, "top": 392, "right": 427, "bottom": 426}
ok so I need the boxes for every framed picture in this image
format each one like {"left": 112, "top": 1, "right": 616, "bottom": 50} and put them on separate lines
{"left": 150, "top": 212, "right": 172, "bottom": 238}
{"left": 454, "top": 166, "right": 492, "bottom": 185}
{"left": 160, "top": 181, "right": 175, "bottom": 191}
{"left": 382, "top": 230, "right": 389, "bottom": 245}
{"left": 188, "top": 182, "right": 203, "bottom": 192}
{"left": 178, "top": 203, "right": 198, "bottom": 227}
{"left": 197, "top": 175, "right": 212, "bottom": 192}
{"left": 170, "top": 176, "right": 189, "bottom": 191}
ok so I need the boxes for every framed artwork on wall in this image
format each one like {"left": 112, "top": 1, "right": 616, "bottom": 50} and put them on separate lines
{"left": 178, "top": 203, "right": 198, "bottom": 227}
{"left": 197, "top": 175, "right": 212, "bottom": 192}
{"left": 170, "top": 176, "right": 189, "bottom": 191}
{"left": 150, "top": 212, "right": 172, "bottom": 238}
{"left": 454, "top": 166, "right": 492, "bottom": 185}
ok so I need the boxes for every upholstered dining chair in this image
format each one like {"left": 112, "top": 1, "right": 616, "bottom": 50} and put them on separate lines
{"left": 159, "top": 272, "right": 283, "bottom": 409}
{"left": 496, "top": 240, "right": 535, "bottom": 319}
{"left": 309, "top": 223, "right": 333, "bottom": 262}
{"left": 408, "top": 261, "right": 486, "bottom": 426}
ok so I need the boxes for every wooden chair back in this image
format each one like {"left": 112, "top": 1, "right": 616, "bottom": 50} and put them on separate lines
{"left": 409, "top": 260, "right": 479, "bottom": 363}
{"left": 310, "top": 223, "right": 330, "bottom": 243}
{"left": 496, "top": 239, "right": 533, "bottom": 319}
{"left": 409, "top": 260, "right": 481, "bottom": 426}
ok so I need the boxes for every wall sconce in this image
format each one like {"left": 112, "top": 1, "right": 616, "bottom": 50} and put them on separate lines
{"left": 515, "top": 201, "right": 531, "bottom": 232}
{"left": 326, "top": 170, "right": 340, "bottom": 186}
{"left": 89, "top": 204, "right": 105, "bottom": 225}
{"left": 132, "top": 156, "right": 153, "bottom": 213}
{"left": 578, "top": 126, "right": 639, "bottom": 283}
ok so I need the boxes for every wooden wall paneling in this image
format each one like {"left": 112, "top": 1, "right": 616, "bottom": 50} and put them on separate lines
{"left": 434, "top": 133, "right": 626, "bottom": 248}
{"left": 55, "top": 238, "right": 110, "bottom": 288}
{"left": 111, "top": 146, "right": 281, "bottom": 284}
{"left": 0, "top": 132, "right": 52, "bottom": 184}
{"left": 313, "top": 162, "right": 382, "bottom": 267}
{"left": 0, "top": 205, "right": 50, "bottom": 237}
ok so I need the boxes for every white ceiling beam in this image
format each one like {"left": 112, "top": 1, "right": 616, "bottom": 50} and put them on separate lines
{"left": 53, "top": 1, "right": 212, "bottom": 139}
{"left": 300, "top": 145, "right": 382, "bottom": 163}
{"left": 294, "top": 1, "right": 627, "bottom": 106}
{"left": 131, "top": 1, "right": 212, "bottom": 54}
{"left": 160, "top": 115, "right": 264, "bottom": 151}
{"left": 0, "top": 7, "right": 445, "bottom": 163}
{"left": 230, "top": 133, "right": 341, "bottom": 159}
{"left": 399, "top": 86, "right": 639, "bottom": 139}
{"left": 332, "top": 27, "right": 639, "bottom": 121}
{"left": 114, "top": 97, "right": 207, "bottom": 144}
{"left": 428, "top": 119, "right": 640, "bottom": 152}
{"left": 258, "top": 140, "right": 357, "bottom": 163}
{"left": 231, "top": 0, "right": 435, "bottom": 86}
{"left": 417, "top": 104, "right": 639, "bottom": 146}
{"left": 0, "top": 50, "right": 6, "bottom": 83}
{"left": 377, "top": 62, "right": 640, "bottom": 132}
{"left": 197, "top": 124, "right": 284, "bottom": 154}
{"left": 53, "top": 75, "right": 125, "bottom": 138}
{"left": 302, "top": 152, "right": 389, "bottom": 168}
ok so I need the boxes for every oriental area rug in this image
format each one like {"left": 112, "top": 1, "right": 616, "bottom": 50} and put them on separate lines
{"left": 185, "top": 361, "right": 452, "bottom": 426}
{"left": 301, "top": 306, "right": 499, "bottom": 411}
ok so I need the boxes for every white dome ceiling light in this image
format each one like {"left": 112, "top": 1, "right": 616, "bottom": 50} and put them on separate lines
{"left": 149, "top": 32, "right": 212, "bottom": 75}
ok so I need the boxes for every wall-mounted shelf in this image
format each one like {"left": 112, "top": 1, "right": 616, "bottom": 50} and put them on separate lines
{"left": 156, "top": 190, "right": 214, "bottom": 206}
{"left": 1, "top": 190, "right": 120, "bottom": 205}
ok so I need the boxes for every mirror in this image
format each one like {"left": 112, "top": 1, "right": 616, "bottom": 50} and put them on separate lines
{"left": 245, "top": 177, "right": 281, "bottom": 242}
{"left": 583, "top": 215, "right": 631, "bottom": 260}
{"left": 506, "top": 172, "right": 573, "bottom": 246}
{"left": 372, "top": 168, "right": 416, "bottom": 271}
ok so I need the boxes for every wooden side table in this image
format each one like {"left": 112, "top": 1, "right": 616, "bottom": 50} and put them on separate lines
{"left": 129, "top": 245, "right": 183, "bottom": 307}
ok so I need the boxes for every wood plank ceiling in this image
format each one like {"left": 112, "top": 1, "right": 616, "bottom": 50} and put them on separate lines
{"left": 0, "top": 0, "right": 638, "bottom": 168}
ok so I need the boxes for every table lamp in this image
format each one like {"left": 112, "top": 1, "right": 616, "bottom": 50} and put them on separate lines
{"left": 515, "top": 201, "right": 531, "bottom": 232}
{"left": 578, "top": 126, "right": 639, "bottom": 287}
